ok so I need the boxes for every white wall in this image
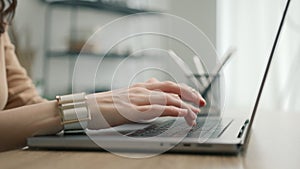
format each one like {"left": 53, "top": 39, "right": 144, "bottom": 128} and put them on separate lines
{"left": 168, "top": 0, "right": 217, "bottom": 72}
{"left": 169, "top": 0, "right": 216, "bottom": 45}
{"left": 217, "top": 0, "right": 300, "bottom": 113}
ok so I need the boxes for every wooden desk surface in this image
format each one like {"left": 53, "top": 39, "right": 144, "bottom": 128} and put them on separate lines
{"left": 1, "top": 109, "right": 299, "bottom": 169}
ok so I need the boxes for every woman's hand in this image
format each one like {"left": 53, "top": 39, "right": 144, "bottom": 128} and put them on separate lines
{"left": 86, "top": 78, "right": 206, "bottom": 130}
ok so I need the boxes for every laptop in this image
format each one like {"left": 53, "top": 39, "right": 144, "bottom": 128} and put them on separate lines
{"left": 27, "top": 0, "right": 291, "bottom": 155}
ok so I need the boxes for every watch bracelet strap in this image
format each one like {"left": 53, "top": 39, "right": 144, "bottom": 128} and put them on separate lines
{"left": 56, "top": 93, "right": 91, "bottom": 133}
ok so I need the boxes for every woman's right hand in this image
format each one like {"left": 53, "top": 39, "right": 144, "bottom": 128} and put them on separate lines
{"left": 86, "top": 78, "right": 206, "bottom": 130}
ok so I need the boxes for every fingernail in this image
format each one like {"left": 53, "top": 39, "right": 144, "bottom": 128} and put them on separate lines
{"left": 199, "top": 98, "right": 206, "bottom": 107}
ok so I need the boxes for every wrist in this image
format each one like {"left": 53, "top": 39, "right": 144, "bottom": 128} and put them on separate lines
{"left": 34, "top": 101, "right": 63, "bottom": 136}
{"left": 86, "top": 93, "right": 110, "bottom": 129}
{"left": 86, "top": 93, "right": 131, "bottom": 130}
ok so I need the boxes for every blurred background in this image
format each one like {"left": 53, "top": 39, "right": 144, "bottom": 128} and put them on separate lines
{"left": 10, "top": 0, "right": 300, "bottom": 114}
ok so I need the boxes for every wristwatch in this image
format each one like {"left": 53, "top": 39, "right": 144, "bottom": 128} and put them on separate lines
{"left": 56, "top": 93, "right": 91, "bottom": 133}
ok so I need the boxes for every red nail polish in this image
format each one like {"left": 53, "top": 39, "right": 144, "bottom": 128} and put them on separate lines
{"left": 199, "top": 99, "right": 206, "bottom": 107}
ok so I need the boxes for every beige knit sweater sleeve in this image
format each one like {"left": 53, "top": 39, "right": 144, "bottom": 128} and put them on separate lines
{"left": 1, "top": 32, "right": 45, "bottom": 110}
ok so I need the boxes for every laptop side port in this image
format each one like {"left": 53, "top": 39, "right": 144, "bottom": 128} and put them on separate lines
{"left": 183, "top": 143, "right": 191, "bottom": 147}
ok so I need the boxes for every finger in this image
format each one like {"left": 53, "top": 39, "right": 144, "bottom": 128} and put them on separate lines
{"left": 167, "top": 93, "right": 200, "bottom": 114}
{"left": 188, "top": 104, "right": 201, "bottom": 114}
{"left": 137, "top": 105, "right": 196, "bottom": 126}
{"left": 137, "top": 105, "right": 188, "bottom": 120}
{"left": 143, "top": 81, "right": 206, "bottom": 107}
{"left": 184, "top": 108, "right": 197, "bottom": 126}
{"left": 178, "top": 83, "right": 206, "bottom": 107}
{"left": 148, "top": 103, "right": 197, "bottom": 126}
{"left": 169, "top": 92, "right": 198, "bottom": 126}
{"left": 146, "top": 78, "right": 159, "bottom": 83}
{"left": 145, "top": 91, "right": 201, "bottom": 115}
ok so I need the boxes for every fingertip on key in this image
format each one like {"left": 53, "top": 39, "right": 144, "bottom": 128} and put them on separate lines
{"left": 192, "top": 120, "right": 196, "bottom": 126}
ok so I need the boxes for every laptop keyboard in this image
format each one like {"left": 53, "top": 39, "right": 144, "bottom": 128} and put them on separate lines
{"left": 128, "top": 117, "right": 232, "bottom": 139}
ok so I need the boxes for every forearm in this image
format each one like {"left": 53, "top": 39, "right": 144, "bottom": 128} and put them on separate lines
{"left": 0, "top": 100, "right": 63, "bottom": 151}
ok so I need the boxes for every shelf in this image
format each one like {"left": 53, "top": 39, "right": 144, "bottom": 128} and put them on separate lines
{"left": 46, "top": 51, "right": 129, "bottom": 58}
{"left": 41, "top": 0, "right": 159, "bottom": 14}
{"left": 42, "top": 0, "right": 160, "bottom": 97}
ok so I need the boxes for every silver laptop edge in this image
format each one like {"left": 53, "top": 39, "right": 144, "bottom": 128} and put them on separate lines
{"left": 242, "top": 0, "right": 291, "bottom": 147}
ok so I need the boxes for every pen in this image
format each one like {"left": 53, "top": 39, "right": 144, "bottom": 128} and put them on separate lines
{"left": 168, "top": 50, "right": 204, "bottom": 92}
{"left": 193, "top": 55, "right": 209, "bottom": 87}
